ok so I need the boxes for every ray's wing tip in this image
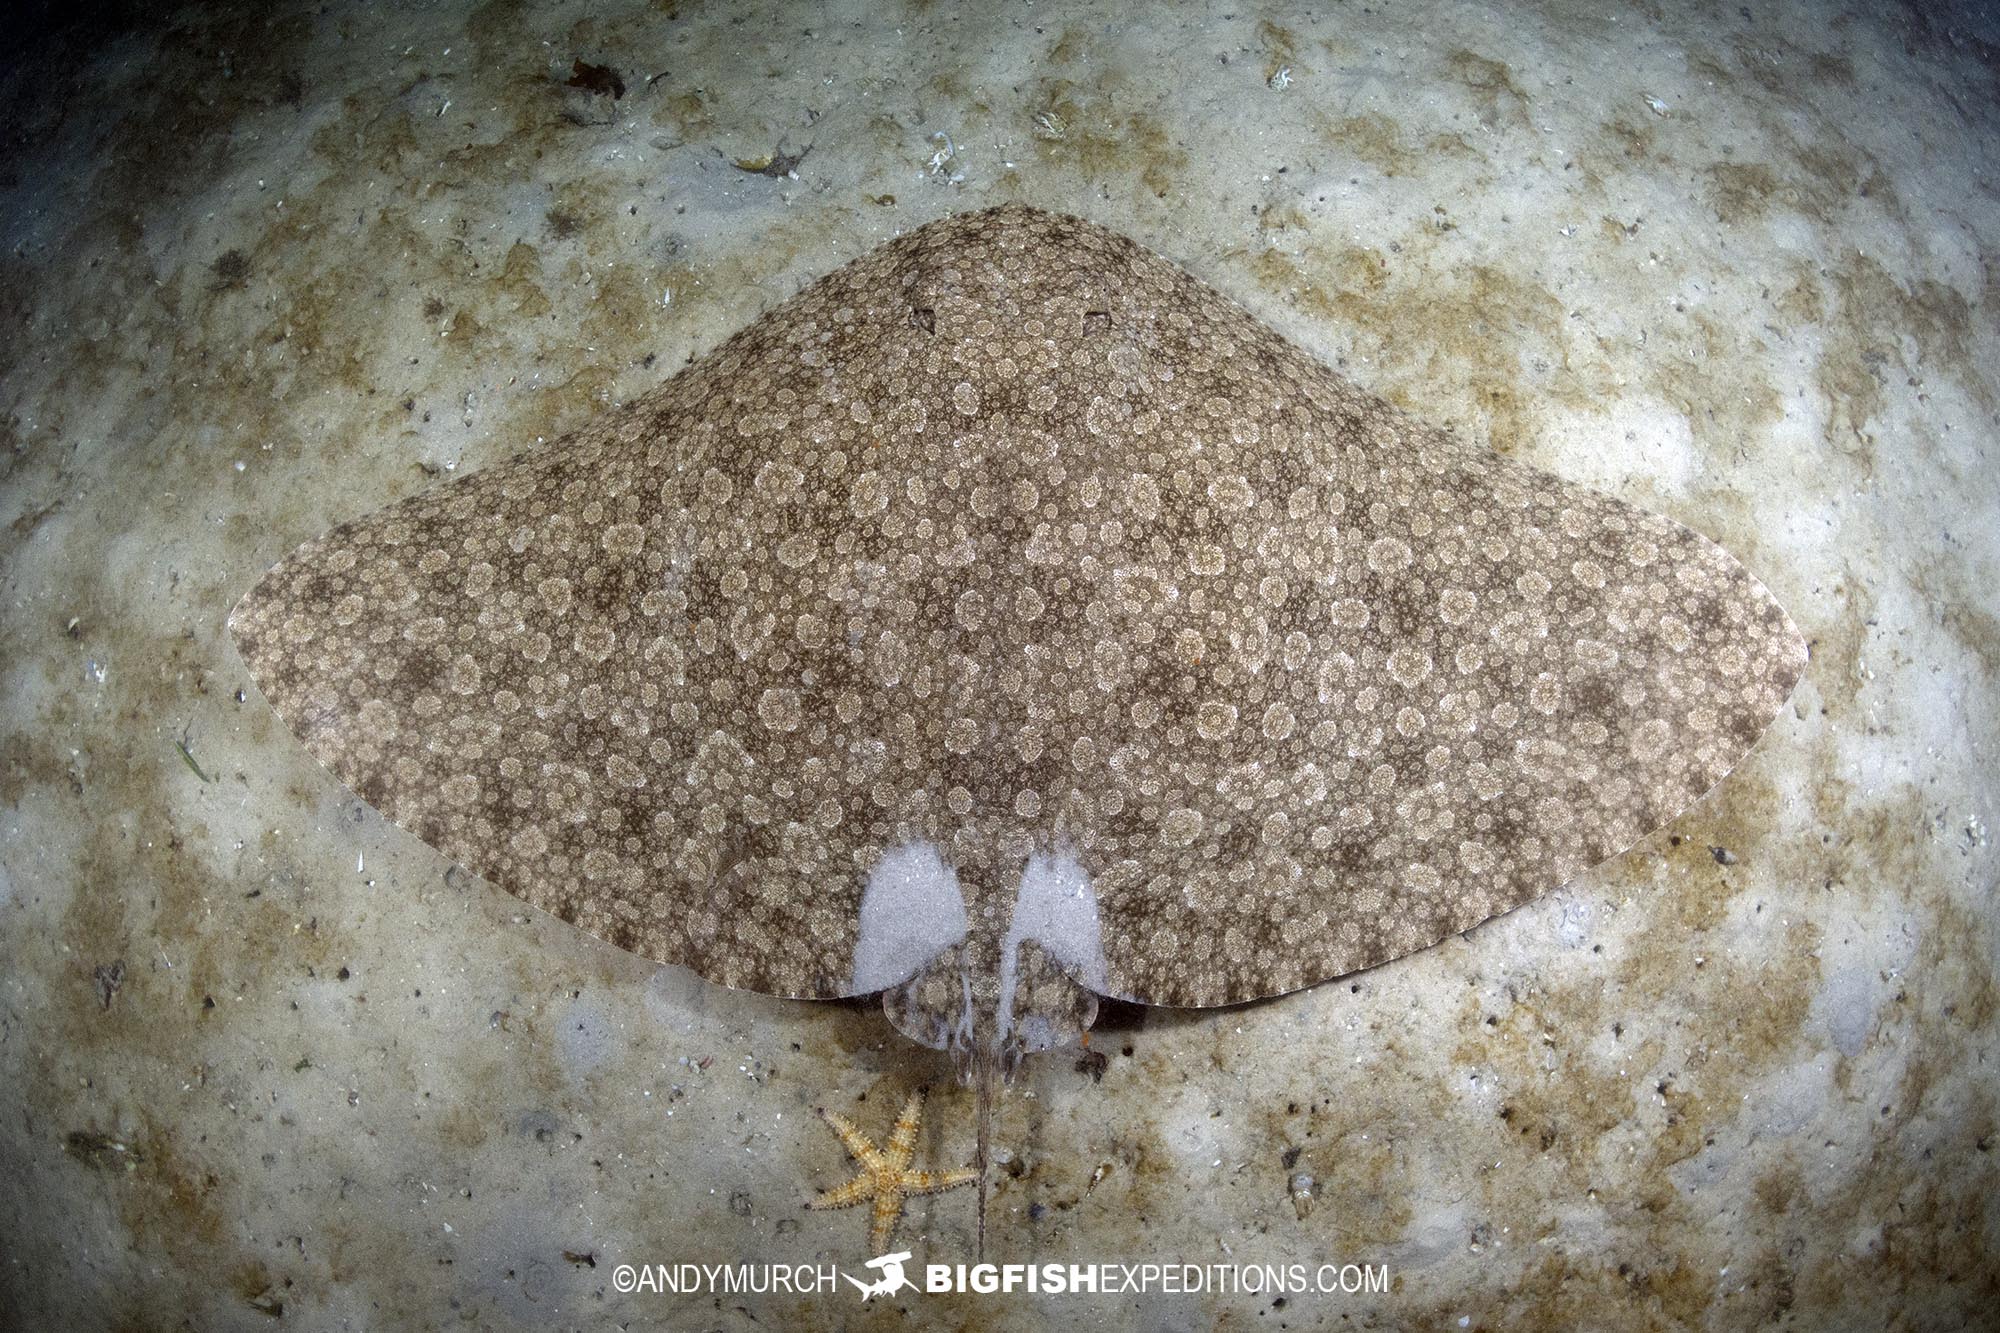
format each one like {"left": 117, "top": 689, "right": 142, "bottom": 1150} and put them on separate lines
{"left": 225, "top": 547, "right": 304, "bottom": 672}
{"left": 1781, "top": 614, "right": 1811, "bottom": 696}
{"left": 1762, "top": 583, "right": 1812, "bottom": 703}
{"left": 224, "top": 574, "right": 276, "bottom": 675}
{"left": 223, "top": 586, "right": 252, "bottom": 645}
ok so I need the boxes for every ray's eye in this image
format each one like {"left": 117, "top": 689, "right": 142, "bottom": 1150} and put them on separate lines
{"left": 909, "top": 306, "right": 937, "bottom": 333}
{"left": 1083, "top": 310, "right": 1112, "bottom": 334}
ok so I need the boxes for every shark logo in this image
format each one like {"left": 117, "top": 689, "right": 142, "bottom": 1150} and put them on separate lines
{"left": 843, "top": 1250, "right": 915, "bottom": 1301}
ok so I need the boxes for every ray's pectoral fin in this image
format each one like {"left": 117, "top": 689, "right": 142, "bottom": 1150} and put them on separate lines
{"left": 881, "top": 940, "right": 1103, "bottom": 1072}
{"left": 999, "top": 938, "right": 1101, "bottom": 1062}
{"left": 994, "top": 849, "right": 1109, "bottom": 1068}
{"left": 881, "top": 942, "right": 977, "bottom": 1052}
{"left": 876, "top": 847, "right": 1111, "bottom": 1077}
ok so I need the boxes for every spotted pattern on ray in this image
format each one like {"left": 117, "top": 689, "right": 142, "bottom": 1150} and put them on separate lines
{"left": 229, "top": 204, "right": 1806, "bottom": 1019}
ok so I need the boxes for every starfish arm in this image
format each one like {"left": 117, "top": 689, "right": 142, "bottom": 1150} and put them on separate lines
{"left": 886, "top": 1089, "right": 928, "bottom": 1170}
{"left": 807, "top": 1175, "right": 879, "bottom": 1210}
{"left": 902, "top": 1166, "right": 978, "bottom": 1197}
{"left": 870, "top": 1189, "right": 903, "bottom": 1254}
{"left": 818, "top": 1108, "right": 888, "bottom": 1174}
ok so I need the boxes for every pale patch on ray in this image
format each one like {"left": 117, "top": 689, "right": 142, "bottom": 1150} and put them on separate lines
{"left": 851, "top": 842, "right": 969, "bottom": 993}
{"left": 996, "top": 849, "right": 1108, "bottom": 1052}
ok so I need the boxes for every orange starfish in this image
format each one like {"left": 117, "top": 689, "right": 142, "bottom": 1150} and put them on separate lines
{"left": 807, "top": 1087, "right": 977, "bottom": 1251}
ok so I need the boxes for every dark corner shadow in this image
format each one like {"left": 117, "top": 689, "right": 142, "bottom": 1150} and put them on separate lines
{"left": 1, "top": 0, "right": 162, "bottom": 78}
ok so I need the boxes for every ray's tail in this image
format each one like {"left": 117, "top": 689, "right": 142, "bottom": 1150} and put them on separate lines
{"left": 973, "top": 1042, "right": 996, "bottom": 1261}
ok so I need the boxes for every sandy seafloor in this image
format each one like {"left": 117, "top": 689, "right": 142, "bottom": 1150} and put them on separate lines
{"left": 1, "top": 0, "right": 1996, "bottom": 1328}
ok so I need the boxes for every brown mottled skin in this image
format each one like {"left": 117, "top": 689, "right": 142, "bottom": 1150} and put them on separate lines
{"left": 230, "top": 205, "right": 1806, "bottom": 1065}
